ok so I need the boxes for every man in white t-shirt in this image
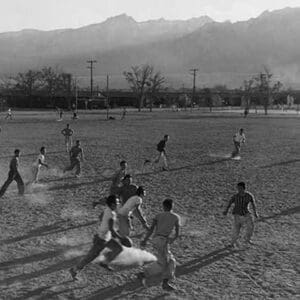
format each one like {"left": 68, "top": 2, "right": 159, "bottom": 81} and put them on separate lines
{"left": 5, "top": 108, "right": 12, "bottom": 120}
{"left": 29, "top": 147, "right": 49, "bottom": 185}
{"left": 69, "top": 195, "right": 127, "bottom": 280}
{"left": 118, "top": 186, "right": 149, "bottom": 237}
{"left": 232, "top": 128, "right": 246, "bottom": 158}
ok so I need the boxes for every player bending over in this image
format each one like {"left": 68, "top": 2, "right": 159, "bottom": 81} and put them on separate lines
{"left": 110, "top": 160, "right": 128, "bottom": 195}
{"left": 28, "top": 147, "right": 49, "bottom": 185}
{"left": 64, "top": 140, "right": 84, "bottom": 177}
{"left": 232, "top": 128, "right": 246, "bottom": 158}
{"left": 223, "top": 182, "right": 259, "bottom": 248}
{"left": 155, "top": 135, "right": 169, "bottom": 171}
{"left": 69, "top": 195, "right": 130, "bottom": 280}
{"left": 117, "top": 186, "right": 149, "bottom": 237}
{"left": 139, "top": 199, "right": 180, "bottom": 291}
{"left": 0, "top": 149, "right": 24, "bottom": 197}
{"left": 61, "top": 124, "right": 74, "bottom": 152}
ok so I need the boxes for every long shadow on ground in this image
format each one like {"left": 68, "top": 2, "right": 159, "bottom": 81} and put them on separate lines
{"left": 258, "top": 205, "right": 300, "bottom": 222}
{"left": 84, "top": 247, "right": 237, "bottom": 300}
{"left": 260, "top": 158, "right": 300, "bottom": 169}
{"left": 0, "top": 220, "right": 97, "bottom": 245}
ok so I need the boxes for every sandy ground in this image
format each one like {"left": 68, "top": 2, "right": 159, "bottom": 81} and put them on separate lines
{"left": 0, "top": 110, "right": 299, "bottom": 300}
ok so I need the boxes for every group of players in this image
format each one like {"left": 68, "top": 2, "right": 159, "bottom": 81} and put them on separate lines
{"left": 0, "top": 120, "right": 258, "bottom": 291}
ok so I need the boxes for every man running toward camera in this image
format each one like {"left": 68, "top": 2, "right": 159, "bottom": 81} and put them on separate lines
{"left": 139, "top": 199, "right": 180, "bottom": 291}
{"left": 0, "top": 149, "right": 24, "bottom": 197}
{"left": 61, "top": 124, "right": 74, "bottom": 152}
{"left": 69, "top": 195, "right": 127, "bottom": 280}
{"left": 64, "top": 140, "right": 84, "bottom": 177}
{"left": 232, "top": 128, "right": 246, "bottom": 158}
{"left": 223, "top": 182, "right": 259, "bottom": 248}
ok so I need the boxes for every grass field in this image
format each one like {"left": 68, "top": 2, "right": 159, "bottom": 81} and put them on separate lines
{"left": 0, "top": 110, "right": 299, "bottom": 300}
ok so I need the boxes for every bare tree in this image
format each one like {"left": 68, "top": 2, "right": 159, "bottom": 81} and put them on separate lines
{"left": 123, "top": 64, "right": 154, "bottom": 112}
{"left": 14, "top": 70, "right": 42, "bottom": 107}
{"left": 253, "top": 67, "right": 282, "bottom": 115}
{"left": 242, "top": 79, "right": 254, "bottom": 110}
{"left": 40, "top": 67, "right": 69, "bottom": 107}
{"left": 147, "top": 71, "right": 165, "bottom": 112}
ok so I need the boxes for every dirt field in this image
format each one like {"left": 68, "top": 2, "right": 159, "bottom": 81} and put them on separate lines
{"left": 0, "top": 110, "right": 299, "bottom": 300}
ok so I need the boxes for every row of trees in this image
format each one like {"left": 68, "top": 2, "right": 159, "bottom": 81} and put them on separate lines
{"left": 0, "top": 67, "right": 72, "bottom": 107}
{"left": 123, "top": 64, "right": 288, "bottom": 114}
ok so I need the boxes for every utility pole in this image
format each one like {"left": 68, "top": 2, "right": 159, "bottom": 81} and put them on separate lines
{"left": 106, "top": 74, "right": 110, "bottom": 119}
{"left": 87, "top": 60, "right": 97, "bottom": 99}
{"left": 74, "top": 78, "right": 78, "bottom": 111}
{"left": 190, "top": 68, "right": 198, "bottom": 110}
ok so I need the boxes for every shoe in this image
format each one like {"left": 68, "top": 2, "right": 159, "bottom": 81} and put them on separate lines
{"left": 75, "top": 174, "right": 81, "bottom": 178}
{"left": 246, "top": 240, "right": 255, "bottom": 245}
{"left": 69, "top": 267, "right": 78, "bottom": 281}
{"left": 137, "top": 272, "right": 146, "bottom": 287}
{"left": 162, "top": 281, "right": 176, "bottom": 291}
{"left": 162, "top": 167, "right": 168, "bottom": 171}
{"left": 99, "top": 262, "right": 114, "bottom": 271}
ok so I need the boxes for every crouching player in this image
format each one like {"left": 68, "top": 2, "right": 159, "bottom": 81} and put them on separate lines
{"left": 139, "top": 199, "right": 180, "bottom": 291}
{"left": 69, "top": 195, "right": 131, "bottom": 280}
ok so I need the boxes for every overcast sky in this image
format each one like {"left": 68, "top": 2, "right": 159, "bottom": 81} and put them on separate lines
{"left": 0, "top": 0, "right": 299, "bottom": 33}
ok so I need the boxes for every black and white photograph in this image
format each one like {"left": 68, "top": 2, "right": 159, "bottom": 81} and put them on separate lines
{"left": 0, "top": 0, "right": 299, "bottom": 299}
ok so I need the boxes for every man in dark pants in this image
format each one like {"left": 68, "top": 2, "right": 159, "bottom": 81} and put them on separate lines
{"left": 0, "top": 149, "right": 24, "bottom": 197}
{"left": 69, "top": 195, "right": 129, "bottom": 280}
{"left": 64, "top": 140, "right": 84, "bottom": 177}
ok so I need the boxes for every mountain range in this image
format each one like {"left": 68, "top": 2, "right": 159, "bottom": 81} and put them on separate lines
{"left": 0, "top": 7, "right": 300, "bottom": 89}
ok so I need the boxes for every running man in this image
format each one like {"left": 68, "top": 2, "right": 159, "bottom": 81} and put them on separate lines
{"left": 117, "top": 186, "right": 149, "bottom": 237}
{"left": 110, "top": 160, "right": 128, "bottom": 195}
{"left": 223, "top": 182, "right": 259, "bottom": 248}
{"left": 139, "top": 199, "right": 180, "bottom": 291}
{"left": 64, "top": 140, "right": 84, "bottom": 177}
{"left": 61, "top": 124, "right": 74, "bottom": 152}
{"left": 232, "top": 128, "right": 246, "bottom": 158}
{"left": 0, "top": 149, "right": 24, "bottom": 197}
{"left": 155, "top": 135, "right": 169, "bottom": 171}
{"left": 5, "top": 108, "right": 12, "bottom": 120}
{"left": 93, "top": 174, "right": 137, "bottom": 208}
{"left": 118, "top": 174, "right": 138, "bottom": 205}
{"left": 59, "top": 109, "right": 63, "bottom": 120}
{"left": 28, "top": 147, "right": 49, "bottom": 185}
{"left": 121, "top": 107, "right": 127, "bottom": 120}
{"left": 69, "top": 195, "right": 127, "bottom": 280}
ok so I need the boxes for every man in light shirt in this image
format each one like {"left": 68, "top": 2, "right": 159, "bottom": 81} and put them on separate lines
{"left": 232, "top": 128, "right": 246, "bottom": 158}
{"left": 117, "top": 186, "right": 149, "bottom": 237}
{"left": 5, "top": 108, "right": 12, "bottom": 120}
{"left": 139, "top": 199, "right": 180, "bottom": 291}
{"left": 29, "top": 146, "right": 49, "bottom": 185}
{"left": 69, "top": 195, "right": 125, "bottom": 280}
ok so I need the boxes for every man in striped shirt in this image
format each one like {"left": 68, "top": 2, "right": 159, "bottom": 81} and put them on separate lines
{"left": 223, "top": 182, "right": 259, "bottom": 247}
